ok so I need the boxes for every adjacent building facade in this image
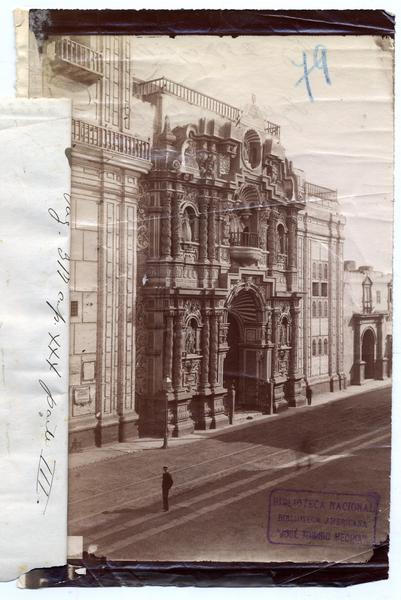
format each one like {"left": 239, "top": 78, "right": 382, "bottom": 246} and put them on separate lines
{"left": 343, "top": 262, "right": 392, "bottom": 386}
{"left": 28, "top": 34, "right": 349, "bottom": 450}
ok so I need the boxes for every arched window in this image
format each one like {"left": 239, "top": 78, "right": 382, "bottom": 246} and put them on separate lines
{"left": 318, "top": 339, "right": 322, "bottom": 356}
{"left": 277, "top": 224, "right": 286, "bottom": 255}
{"left": 362, "top": 276, "right": 373, "bottom": 313}
{"left": 324, "top": 263, "right": 328, "bottom": 280}
{"left": 324, "top": 301, "right": 328, "bottom": 318}
{"left": 312, "top": 262, "right": 317, "bottom": 279}
{"left": 323, "top": 338, "right": 328, "bottom": 355}
{"left": 318, "top": 263, "right": 323, "bottom": 279}
{"left": 312, "top": 339, "right": 317, "bottom": 357}
{"left": 312, "top": 301, "right": 317, "bottom": 318}
{"left": 318, "top": 301, "right": 322, "bottom": 318}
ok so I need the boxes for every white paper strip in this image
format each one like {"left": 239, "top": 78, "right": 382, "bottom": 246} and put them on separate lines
{"left": 0, "top": 98, "right": 71, "bottom": 581}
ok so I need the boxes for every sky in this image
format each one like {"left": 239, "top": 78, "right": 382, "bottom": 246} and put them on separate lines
{"left": 132, "top": 35, "right": 394, "bottom": 273}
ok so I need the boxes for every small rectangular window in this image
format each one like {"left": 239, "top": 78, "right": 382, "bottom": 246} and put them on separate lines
{"left": 376, "top": 291, "right": 381, "bottom": 304}
{"left": 70, "top": 300, "right": 79, "bottom": 317}
{"left": 312, "top": 282, "right": 320, "bottom": 296}
{"left": 321, "top": 282, "right": 328, "bottom": 297}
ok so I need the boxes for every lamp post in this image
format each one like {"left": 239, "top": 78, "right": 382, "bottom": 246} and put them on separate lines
{"left": 162, "top": 376, "right": 171, "bottom": 449}
{"left": 229, "top": 382, "right": 236, "bottom": 425}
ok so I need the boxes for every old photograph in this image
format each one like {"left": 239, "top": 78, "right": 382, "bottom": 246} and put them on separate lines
{"left": 24, "top": 30, "right": 393, "bottom": 565}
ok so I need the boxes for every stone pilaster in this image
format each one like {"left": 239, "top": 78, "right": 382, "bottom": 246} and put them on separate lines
{"left": 208, "top": 194, "right": 216, "bottom": 261}
{"left": 268, "top": 209, "right": 279, "bottom": 271}
{"left": 199, "top": 194, "right": 209, "bottom": 261}
{"left": 287, "top": 304, "right": 305, "bottom": 407}
{"left": 286, "top": 209, "right": 298, "bottom": 291}
{"left": 376, "top": 315, "right": 387, "bottom": 380}
{"left": 172, "top": 310, "right": 185, "bottom": 391}
{"left": 209, "top": 310, "right": 219, "bottom": 389}
{"left": 200, "top": 310, "right": 210, "bottom": 392}
{"left": 352, "top": 319, "right": 363, "bottom": 384}
{"left": 171, "top": 192, "right": 182, "bottom": 259}
{"left": 160, "top": 191, "right": 172, "bottom": 259}
{"left": 163, "top": 310, "right": 174, "bottom": 385}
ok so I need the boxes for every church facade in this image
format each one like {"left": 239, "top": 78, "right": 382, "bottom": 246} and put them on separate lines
{"left": 27, "top": 35, "right": 346, "bottom": 450}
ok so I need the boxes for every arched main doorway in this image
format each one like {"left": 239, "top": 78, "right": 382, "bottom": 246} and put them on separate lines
{"left": 223, "top": 286, "right": 268, "bottom": 411}
{"left": 361, "top": 329, "right": 375, "bottom": 379}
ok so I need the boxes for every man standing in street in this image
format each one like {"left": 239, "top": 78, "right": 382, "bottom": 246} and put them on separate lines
{"left": 306, "top": 381, "right": 313, "bottom": 406}
{"left": 162, "top": 466, "right": 173, "bottom": 511}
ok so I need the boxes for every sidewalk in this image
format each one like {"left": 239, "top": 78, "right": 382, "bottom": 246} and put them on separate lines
{"left": 69, "top": 379, "right": 391, "bottom": 470}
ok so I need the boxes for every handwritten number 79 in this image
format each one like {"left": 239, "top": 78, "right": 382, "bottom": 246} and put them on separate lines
{"left": 293, "top": 44, "right": 331, "bottom": 102}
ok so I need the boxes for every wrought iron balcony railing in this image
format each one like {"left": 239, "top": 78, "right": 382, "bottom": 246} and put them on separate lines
{"left": 72, "top": 119, "right": 151, "bottom": 161}
{"left": 134, "top": 77, "right": 280, "bottom": 138}
{"left": 54, "top": 38, "right": 103, "bottom": 82}
{"left": 230, "top": 231, "right": 260, "bottom": 248}
{"left": 305, "top": 181, "right": 337, "bottom": 201}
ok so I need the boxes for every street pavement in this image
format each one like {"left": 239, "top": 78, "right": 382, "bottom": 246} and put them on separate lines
{"left": 69, "top": 385, "right": 391, "bottom": 564}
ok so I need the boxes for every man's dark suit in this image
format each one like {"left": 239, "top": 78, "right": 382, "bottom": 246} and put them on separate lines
{"left": 162, "top": 471, "right": 173, "bottom": 511}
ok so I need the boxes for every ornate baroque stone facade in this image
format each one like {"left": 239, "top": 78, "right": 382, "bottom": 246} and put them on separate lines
{"left": 28, "top": 35, "right": 347, "bottom": 449}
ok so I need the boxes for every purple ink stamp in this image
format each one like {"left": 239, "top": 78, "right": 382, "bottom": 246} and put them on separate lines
{"left": 267, "top": 488, "right": 380, "bottom": 547}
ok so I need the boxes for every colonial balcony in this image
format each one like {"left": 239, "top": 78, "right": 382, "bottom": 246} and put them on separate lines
{"left": 134, "top": 77, "right": 280, "bottom": 138}
{"left": 305, "top": 181, "right": 337, "bottom": 201}
{"left": 229, "top": 232, "right": 262, "bottom": 266}
{"left": 52, "top": 38, "right": 104, "bottom": 84}
{"left": 72, "top": 119, "right": 151, "bottom": 162}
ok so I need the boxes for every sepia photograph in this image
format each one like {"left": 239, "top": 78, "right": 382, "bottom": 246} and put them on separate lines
{"left": 23, "top": 26, "right": 393, "bottom": 568}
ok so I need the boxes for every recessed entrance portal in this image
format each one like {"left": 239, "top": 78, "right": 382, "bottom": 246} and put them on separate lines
{"left": 223, "top": 287, "right": 266, "bottom": 411}
{"left": 361, "top": 328, "right": 375, "bottom": 379}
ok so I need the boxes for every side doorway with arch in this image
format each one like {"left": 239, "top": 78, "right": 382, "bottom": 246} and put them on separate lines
{"left": 361, "top": 328, "right": 376, "bottom": 379}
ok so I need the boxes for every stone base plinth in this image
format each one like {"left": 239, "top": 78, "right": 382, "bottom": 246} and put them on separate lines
{"left": 119, "top": 413, "right": 139, "bottom": 442}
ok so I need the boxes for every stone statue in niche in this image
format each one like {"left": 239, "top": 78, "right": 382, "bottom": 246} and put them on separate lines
{"left": 264, "top": 159, "right": 280, "bottom": 184}
{"left": 183, "top": 138, "right": 198, "bottom": 170}
{"left": 196, "top": 142, "right": 209, "bottom": 177}
{"left": 182, "top": 209, "right": 193, "bottom": 242}
{"left": 185, "top": 321, "right": 197, "bottom": 354}
{"left": 205, "top": 143, "right": 217, "bottom": 178}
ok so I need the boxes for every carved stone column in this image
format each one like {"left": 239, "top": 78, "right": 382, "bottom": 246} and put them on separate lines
{"left": 163, "top": 310, "right": 174, "bottom": 385}
{"left": 160, "top": 191, "right": 172, "bottom": 259}
{"left": 287, "top": 303, "right": 305, "bottom": 407}
{"left": 200, "top": 310, "right": 210, "bottom": 392}
{"left": 268, "top": 209, "right": 279, "bottom": 270}
{"left": 171, "top": 192, "right": 182, "bottom": 259}
{"left": 209, "top": 310, "right": 219, "bottom": 389}
{"left": 286, "top": 209, "right": 298, "bottom": 291}
{"left": 376, "top": 315, "right": 387, "bottom": 380}
{"left": 289, "top": 306, "right": 300, "bottom": 378}
{"left": 208, "top": 194, "right": 217, "bottom": 261}
{"left": 172, "top": 310, "right": 185, "bottom": 391}
{"left": 199, "top": 194, "right": 209, "bottom": 261}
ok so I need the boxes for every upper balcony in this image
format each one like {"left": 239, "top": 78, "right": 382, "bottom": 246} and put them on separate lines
{"left": 229, "top": 231, "right": 262, "bottom": 266}
{"left": 52, "top": 38, "right": 104, "bottom": 84}
{"left": 72, "top": 119, "right": 151, "bottom": 163}
{"left": 305, "top": 181, "right": 337, "bottom": 202}
{"left": 134, "top": 77, "right": 280, "bottom": 138}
